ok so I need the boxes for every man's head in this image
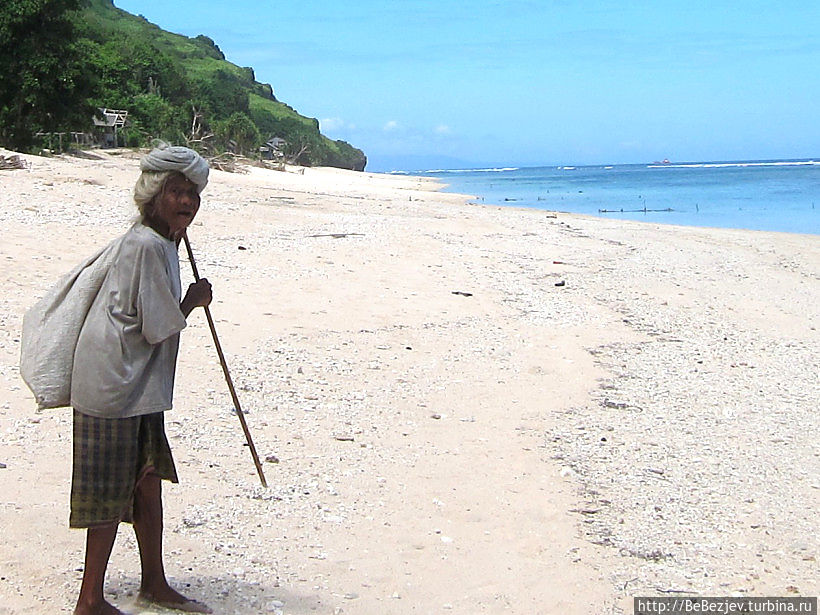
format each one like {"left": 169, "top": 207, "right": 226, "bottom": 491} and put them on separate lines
{"left": 141, "top": 172, "right": 201, "bottom": 238}
{"left": 134, "top": 144, "right": 209, "bottom": 237}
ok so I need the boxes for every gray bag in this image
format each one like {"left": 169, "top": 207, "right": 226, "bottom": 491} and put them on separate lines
{"left": 20, "top": 238, "right": 121, "bottom": 409}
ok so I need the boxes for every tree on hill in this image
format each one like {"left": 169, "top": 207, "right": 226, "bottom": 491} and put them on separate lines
{"left": 0, "top": 0, "right": 95, "bottom": 150}
{"left": 213, "top": 112, "right": 260, "bottom": 156}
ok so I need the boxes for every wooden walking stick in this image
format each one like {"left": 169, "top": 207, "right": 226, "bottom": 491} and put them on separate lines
{"left": 183, "top": 233, "right": 268, "bottom": 488}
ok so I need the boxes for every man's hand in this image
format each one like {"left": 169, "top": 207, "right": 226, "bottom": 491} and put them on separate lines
{"left": 180, "top": 278, "right": 212, "bottom": 317}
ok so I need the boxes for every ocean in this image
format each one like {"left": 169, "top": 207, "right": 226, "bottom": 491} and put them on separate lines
{"left": 414, "top": 160, "right": 820, "bottom": 235}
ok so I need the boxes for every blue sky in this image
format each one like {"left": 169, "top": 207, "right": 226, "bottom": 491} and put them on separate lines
{"left": 115, "top": 1, "right": 820, "bottom": 171}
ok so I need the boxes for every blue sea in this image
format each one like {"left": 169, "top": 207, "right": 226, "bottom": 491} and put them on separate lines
{"left": 413, "top": 160, "right": 820, "bottom": 235}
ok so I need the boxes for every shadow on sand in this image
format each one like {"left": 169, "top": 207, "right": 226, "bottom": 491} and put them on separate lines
{"left": 105, "top": 574, "right": 328, "bottom": 615}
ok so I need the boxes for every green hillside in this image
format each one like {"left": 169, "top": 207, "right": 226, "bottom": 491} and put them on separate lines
{"left": 75, "top": 0, "right": 366, "bottom": 169}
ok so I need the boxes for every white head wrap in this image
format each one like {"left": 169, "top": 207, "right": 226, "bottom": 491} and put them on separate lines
{"left": 139, "top": 143, "right": 209, "bottom": 193}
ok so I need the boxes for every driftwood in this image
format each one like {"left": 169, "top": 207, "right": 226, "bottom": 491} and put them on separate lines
{"left": 307, "top": 233, "right": 364, "bottom": 239}
{"left": 0, "top": 155, "right": 26, "bottom": 170}
{"left": 253, "top": 158, "right": 286, "bottom": 172}
{"left": 206, "top": 152, "right": 255, "bottom": 174}
{"left": 207, "top": 153, "right": 237, "bottom": 173}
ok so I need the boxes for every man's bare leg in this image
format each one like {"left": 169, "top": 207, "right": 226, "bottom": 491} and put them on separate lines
{"left": 74, "top": 523, "right": 124, "bottom": 615}
{"left": 133, "top": 473, "right": 211, "bottom": 613}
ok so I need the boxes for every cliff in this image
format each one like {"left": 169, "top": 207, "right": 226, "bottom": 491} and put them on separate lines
{"left": 77, "top": 0, "right": 366, "bottom": 170}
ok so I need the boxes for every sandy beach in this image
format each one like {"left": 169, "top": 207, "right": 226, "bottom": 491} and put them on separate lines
{"left": 0, "top": 148, "right": 817, "bottom": 614}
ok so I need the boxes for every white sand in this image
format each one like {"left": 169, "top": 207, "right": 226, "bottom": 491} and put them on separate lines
{"left": 0, "top": 149, "right": 817, "bottom": 614}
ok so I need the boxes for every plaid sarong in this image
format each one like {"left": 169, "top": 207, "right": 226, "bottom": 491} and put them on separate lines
{"left": 70, "top": 409, "right": 178, "bottom": 528}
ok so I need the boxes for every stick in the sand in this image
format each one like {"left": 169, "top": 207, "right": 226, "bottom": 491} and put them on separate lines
{"left": 182, "top": 233, "right": 268, "bottom": 488}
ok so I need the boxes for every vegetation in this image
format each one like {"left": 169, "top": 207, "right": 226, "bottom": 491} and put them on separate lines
{"left": 0, "top": 0, "right": 366, "bottom": 170}
{"left": 0, "top": 0, "right": 95, "bottom": 150}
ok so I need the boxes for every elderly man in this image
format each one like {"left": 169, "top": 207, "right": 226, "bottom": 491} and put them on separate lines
{"left": 23, "top": 144, "right": 214, "bottom": 615}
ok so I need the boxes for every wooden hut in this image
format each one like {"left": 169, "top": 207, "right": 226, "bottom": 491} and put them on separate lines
{"left": 92, "top": 108, "right": 128, "bottom": 147}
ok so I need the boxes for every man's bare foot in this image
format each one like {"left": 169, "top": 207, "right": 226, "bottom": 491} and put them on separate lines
{"left": 73, "top": 599, "right": 126, "bottom": 615}
{"left": 137, "top": 585, "right": 212, "bottom": 614}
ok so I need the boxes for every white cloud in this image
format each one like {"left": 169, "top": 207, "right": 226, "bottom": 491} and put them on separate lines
{"left": 320, "top": 117, "right": 345, "bottom": 131}
{"left": 434, "top": 124, "right": 451, "bottom": 135}
{"left": 383, "top": 120, "right": 399, "bottom": 132}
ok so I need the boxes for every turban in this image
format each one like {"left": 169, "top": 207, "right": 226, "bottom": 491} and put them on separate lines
{"left": 140, "top": 143, "right": 209, "bottom": 193}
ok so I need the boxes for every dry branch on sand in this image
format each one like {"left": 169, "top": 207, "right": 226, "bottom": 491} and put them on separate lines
{"left": 0, "top": 154, "right": 26, "bottom": 170}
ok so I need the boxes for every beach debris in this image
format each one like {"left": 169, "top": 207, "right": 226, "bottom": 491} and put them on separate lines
{"left": 206, "top": 152, "right": 250, "bottom": 173}
{"left": 307, "top": 232, "right": 364, "bottom": 239}
{"left": 451, "top": 291, "right": 473, "bottom": 297}
{"left": 430, "top": 413, "right": 442, "bottom": 420}
{"left": 182, "top": 514, "right": 208, "bottom": 528}
{"left": 0, "top": 155, "right": 26, "bottom": 170}
{"left": 333, "top": 434, "right": 355, "bottom": 442}
{"left": 620, "top": 546, "right": 668, "bottom": 562}
{"left": 265, "top": 454, "right": 280, "bottom": 464}
{"left": 0, "top": 462, "right": 6, "bottom": 469}
{"left": 655, "top": 588, "right": 692, "bottom": 594}
{"left": 555, "top": 280, "right": 566, "bottom": 287}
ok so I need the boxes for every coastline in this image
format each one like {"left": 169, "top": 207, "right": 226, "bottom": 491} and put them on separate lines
{"left": 0, "top": 150, "right": 817, "bottom": 614}
{"left": 422, "top": 163, "right": 820, "bottom": 236}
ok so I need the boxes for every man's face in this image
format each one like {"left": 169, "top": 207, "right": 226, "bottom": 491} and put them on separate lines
{"left": 152, "top": 174, "right": 200, "bottom": 238}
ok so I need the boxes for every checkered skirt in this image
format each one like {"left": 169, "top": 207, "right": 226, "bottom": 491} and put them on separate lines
{"left": 70, "top": 409, "right": 178, "bottom": 528}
